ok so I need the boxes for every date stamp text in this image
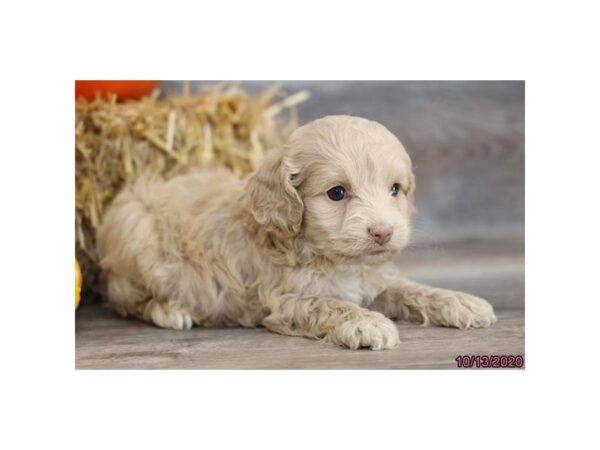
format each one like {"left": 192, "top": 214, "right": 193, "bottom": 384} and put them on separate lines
{"left": 455, "top": 355, "right": 524, "bottom": 369}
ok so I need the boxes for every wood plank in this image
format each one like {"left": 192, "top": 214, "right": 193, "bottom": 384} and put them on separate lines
{"left": 76, "top": 304, "right": 523, "bottom": 369}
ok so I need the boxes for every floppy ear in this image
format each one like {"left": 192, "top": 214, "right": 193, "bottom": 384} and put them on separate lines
{"left": 245, "top": 147, "right": 303, "bottom": 239}
{"left": 407, "top": 173, "right": 417, "bottom": 215}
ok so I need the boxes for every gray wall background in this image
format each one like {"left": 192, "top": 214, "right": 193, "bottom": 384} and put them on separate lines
{"left": 163, "top": 81, "right": 525, "bottom": 246}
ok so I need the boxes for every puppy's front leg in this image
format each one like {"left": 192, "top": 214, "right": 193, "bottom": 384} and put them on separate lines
{"left": 262, "top": 296, "right": 400, "bottom": 350}
{"left": 373, "top": 279, "right": 497, "bottom": 329}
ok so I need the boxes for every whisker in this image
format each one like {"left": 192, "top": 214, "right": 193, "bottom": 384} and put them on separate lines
{"left": 407, "top": 227, "right": 440, "bottom": 248}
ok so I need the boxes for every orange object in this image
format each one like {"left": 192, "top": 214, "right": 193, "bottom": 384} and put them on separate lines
{"left": 75, "top": 259, "right": 82, "bottom": 310}
{"left": 75, "top": 80, "right": 159, "bottom": 101}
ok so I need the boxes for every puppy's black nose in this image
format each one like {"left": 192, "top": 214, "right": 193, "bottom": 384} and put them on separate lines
{"left": 368, "top": 225, "right": 393, "bottom": 245}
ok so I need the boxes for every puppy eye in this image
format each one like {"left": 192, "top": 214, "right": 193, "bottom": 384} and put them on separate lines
{"left": 327, "top": 186, "right": 348, "bottom": 201}
{"left": 390, "top": 183, "right": 401, "bottom": 197}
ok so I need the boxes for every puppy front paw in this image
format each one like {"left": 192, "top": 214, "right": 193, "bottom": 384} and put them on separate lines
{"left": 331, "top": 311, "right": 400, "bottom": 350}
{"left": 431, "top": 291, "right": 497, "bottom": 329}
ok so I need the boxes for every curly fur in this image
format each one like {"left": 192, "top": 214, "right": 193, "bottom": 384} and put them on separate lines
{"left": 97, "top": 115, "right": 497, "bottom": 350}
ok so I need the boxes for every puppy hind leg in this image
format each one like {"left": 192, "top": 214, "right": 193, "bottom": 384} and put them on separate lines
{"left": 104, "top": 264, "right": 194, "bottom": 331}
{"left": 109, "top": 266, "right": 195, "bottom": 330}
{"left": 133, "top": 246, "right": 198, "bottom": 330}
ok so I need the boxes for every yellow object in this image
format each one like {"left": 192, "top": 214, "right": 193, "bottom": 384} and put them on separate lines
{"left": 75, "top": 259, "right": 82, "bottom": 309}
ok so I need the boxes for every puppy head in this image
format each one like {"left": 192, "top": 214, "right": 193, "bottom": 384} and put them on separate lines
{"left": 245, "top": 115, "right": 415, "bottom": 265}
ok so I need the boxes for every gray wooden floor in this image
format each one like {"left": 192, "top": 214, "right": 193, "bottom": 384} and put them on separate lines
{"left": 76, "top": 235, "right": 524, "bottom": 369}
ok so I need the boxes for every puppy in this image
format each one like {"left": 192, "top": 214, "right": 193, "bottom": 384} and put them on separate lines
{"left": 97, "top": 115, "right": 497, "bottom": 350}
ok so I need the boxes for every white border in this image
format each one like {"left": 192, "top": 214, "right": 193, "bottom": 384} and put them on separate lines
{"left": 2, "top": 1, "right": 599, "bottom": 448}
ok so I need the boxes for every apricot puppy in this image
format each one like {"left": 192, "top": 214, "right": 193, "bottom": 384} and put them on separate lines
{"left": 97, "top": 115, "right": 497, "bottom": 350}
